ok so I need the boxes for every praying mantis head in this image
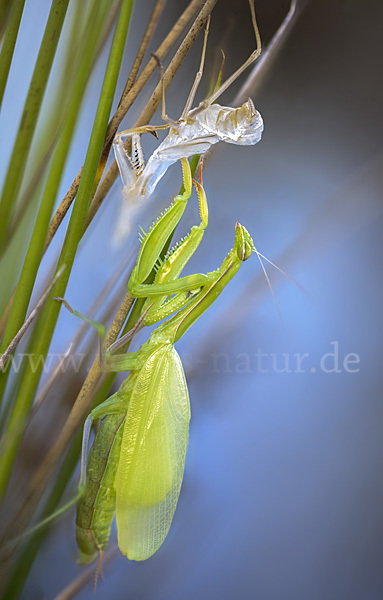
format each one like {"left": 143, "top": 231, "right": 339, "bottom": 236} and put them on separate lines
{"left": 234, "top": 222, "right": 256, "bottom": 262}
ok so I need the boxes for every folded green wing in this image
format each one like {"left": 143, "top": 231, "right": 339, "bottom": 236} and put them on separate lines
{"left": 115, "top": 344, "right": 190, "bottom": 560}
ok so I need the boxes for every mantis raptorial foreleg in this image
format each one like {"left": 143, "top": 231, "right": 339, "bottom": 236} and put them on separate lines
{"left": 128, "top": 158, "right": 210, "bottom": 322}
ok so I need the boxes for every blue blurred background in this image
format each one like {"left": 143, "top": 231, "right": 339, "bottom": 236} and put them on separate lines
{"left": 2, "top": 0, "right": 382, "bottom": 597}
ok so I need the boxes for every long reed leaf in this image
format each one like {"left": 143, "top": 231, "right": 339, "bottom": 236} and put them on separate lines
{"left": 0, "top": 0, "right": 70, "bottom": 254}
{"left": 0, "top": 0, "right": 26, "bottom": 108}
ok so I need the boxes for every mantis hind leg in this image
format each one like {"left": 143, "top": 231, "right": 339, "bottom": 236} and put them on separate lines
{"left": 54, "top": 297, "right": 143, "bottom": 373}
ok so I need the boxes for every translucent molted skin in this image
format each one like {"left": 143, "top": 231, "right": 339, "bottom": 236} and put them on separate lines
{"left": 195, "top": 99, "right": 264, "bottom": 145}
{"left": 113, "top": 100, "right": 264, "bottom": 202}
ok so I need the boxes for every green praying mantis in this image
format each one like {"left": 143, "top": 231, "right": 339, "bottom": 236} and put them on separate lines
{"left": 56, "top": 157, "right": 260, "bottom": 563}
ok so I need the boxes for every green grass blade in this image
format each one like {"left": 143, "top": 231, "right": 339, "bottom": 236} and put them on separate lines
{"left": 0, "top": 0, "right": 134, "bottom": 502}
{"left": 0, "top": 0, "right": 70, "bottom": 254}
{"left": 0, "top": 0, "right": 26, "bottom": 109}
{"left": 0, "top": 0, "right": 119, "bottom": 403}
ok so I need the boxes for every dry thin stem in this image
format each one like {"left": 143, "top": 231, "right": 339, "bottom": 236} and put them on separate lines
{"left": 29, "top": 344, "right": 74, "bottom": 420}
{"left": 53, "top": 545, "right": 119, "bottom": 600}
{"left": 45, "top": 0, "right": 205, "bottom": 253}
{"left": 0, "top": 266, "right": 65, "bottom": 371}
{"left": 32, "top": 248, "right": 134, "bottom": 419}
{"left": 118, "top": 0, "right": 167, "bottom": 107}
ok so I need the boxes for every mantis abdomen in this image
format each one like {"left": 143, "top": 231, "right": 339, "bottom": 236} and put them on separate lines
{"left": 76, "top": 412, "right": 125, "bottom": 564}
